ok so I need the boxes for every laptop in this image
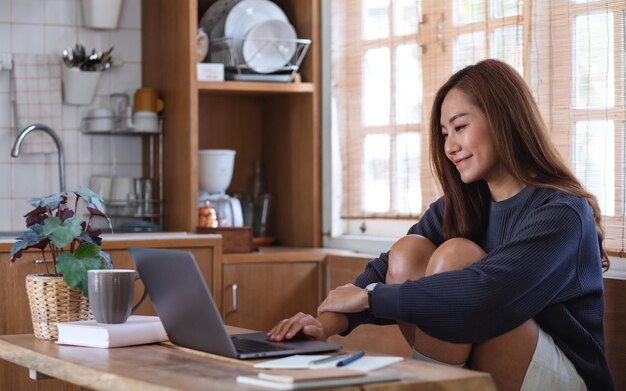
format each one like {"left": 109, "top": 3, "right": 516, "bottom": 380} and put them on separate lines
{"left": 129, "top": 247, "right": 342, "bottom": 359}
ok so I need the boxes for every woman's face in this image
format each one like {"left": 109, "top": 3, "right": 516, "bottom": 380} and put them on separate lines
{"left": 440, "top": 88, "right": 501, "bottom": 185}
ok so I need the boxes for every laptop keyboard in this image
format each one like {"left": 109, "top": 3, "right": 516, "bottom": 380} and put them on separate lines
{"left": 231, "top": 336, "right": 286, "bottom": 354}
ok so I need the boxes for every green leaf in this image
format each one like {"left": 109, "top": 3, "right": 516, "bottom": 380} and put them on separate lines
{"left": 74, "top": 186, "right": 106, "bottom": 214}
{"left": 43, "top": 216, "right": 82, "bottom": 248}
{"left": 75, "top": 241, "right": 100, "bottom": 258}
{"left": 56, "top": 243, "right": 105, "bottom": 296}
{"left": 9, "top": 224, "right": 48, "bottom": 262}
{"left": 29, "top": 192, "right": 67, "bottom": 209}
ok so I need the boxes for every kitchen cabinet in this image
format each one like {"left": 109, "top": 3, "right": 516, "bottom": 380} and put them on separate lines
{"left": 221, "top": 249, "right": 325, "bottom": 331}
{"left": 0, "top": 235, "right": 220, "bottom": 391}
{"left": 142, "top": 0, "right": 321, "bottom": 247}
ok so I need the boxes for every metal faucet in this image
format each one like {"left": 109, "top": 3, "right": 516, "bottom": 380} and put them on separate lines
{"left": 11, "top": 124, "right": 66, "bottom": 192}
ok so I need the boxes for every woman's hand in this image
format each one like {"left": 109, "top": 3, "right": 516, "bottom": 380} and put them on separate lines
{"left": 317, "top": 283, "right": 368, "bottom": 315}
{"left": 267, "top": 312, "right": 350, "bottom": 342}
{"left": 267, "top": 312, "right": 327, "bottom": 342}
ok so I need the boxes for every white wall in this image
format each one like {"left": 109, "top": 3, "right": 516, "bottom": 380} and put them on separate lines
{"left": 0, "top": 0, "right": 143, "bottom": 231}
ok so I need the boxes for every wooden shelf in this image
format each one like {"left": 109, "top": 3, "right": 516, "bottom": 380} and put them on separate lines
{"left": 197, "top": 80, "right": 314, "bottom": 94}
{"left": 143, "top": 0, "right": 321, "bottom": 247}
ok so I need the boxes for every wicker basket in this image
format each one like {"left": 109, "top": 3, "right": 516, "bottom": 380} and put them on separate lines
{"left": 25, "top": 274, "right": 92, "bottom": 340}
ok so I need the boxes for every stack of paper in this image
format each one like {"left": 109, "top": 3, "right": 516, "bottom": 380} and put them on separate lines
{"left": 56, "top": 315, "right": 168, "bottom": 348}
{"left": 254, "top": 354, "right": 404, "bottom": 371}
{"left": 240, "top": 354, "right": 404, "bottom": 389}
{"left": 236, "top": 369, "right": 401, "bottom": 390}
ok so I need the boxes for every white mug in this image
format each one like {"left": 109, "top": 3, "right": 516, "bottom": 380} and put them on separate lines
{"left": 133, "top": 111, "right": 158, "bottom": 133}
{"left": 110, "top": 176, "right": 135, "bottom": 206}
{"left": 89, "top": 175, "right": 113, "bottom": 201}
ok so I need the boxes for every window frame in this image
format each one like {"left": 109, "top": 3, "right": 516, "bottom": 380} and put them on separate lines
{"left": 323, "top": 0, "right": 626, "bottom": 255}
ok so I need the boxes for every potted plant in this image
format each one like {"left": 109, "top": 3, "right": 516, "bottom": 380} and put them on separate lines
{"left": 9, "top": 187, "right": 112, "bottom": 340}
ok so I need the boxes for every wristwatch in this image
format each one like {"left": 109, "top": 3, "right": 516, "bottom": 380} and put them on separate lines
{"left": 365, "top": 283, "right": 378, "bottom": 315}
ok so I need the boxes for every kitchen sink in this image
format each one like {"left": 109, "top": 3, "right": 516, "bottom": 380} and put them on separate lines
{"left": 0, "top": 231, "right": 23, "bottom": 239}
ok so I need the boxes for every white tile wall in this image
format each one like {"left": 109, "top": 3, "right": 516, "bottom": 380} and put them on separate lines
{"left": 0, "top": 0, "right": 10, "bottom": 24}
{"left": 0, "top": 199, "right": 12, "bottom": 231}
{"left": 0, "top": 24, "right": 9, "bottom": 51}
{"left": 44, "top": 0, "right": 79, "bottom": 26}
{"left": 0, "top": 163, "right": 10, "bottom": 197}
{"left": 12, "top": 24, "right": 44, "bottom": 53}
{"left": 12, "top": 0, "right": 45, "bottom": 24}
{"left": 0, "top": 0, "right": 143, "bottom": 230}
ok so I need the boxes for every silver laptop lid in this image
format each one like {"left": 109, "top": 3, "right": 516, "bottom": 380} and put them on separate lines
{"left": 129, "top": 247, "right": 239, "bottom": 358}
{"left": 129, "top": 247, "right": 342, "bottom": 359}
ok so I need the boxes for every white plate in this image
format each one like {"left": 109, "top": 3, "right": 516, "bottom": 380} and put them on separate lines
{"left": 199, "top": 0, "right": 242, "bottom": 39}
{"left": 242, "top": 19, "right": 297, "bottom": 73}
{"left": 224, "top": 0, "right": 289, "bottom": 38}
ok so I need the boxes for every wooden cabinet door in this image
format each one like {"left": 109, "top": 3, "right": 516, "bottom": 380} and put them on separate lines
{"left": 222, "top": 261, "right": 321, "bottom": 332}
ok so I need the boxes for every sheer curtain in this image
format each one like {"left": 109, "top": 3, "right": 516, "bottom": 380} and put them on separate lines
{"left": 329, "top": 0, "right": 626, "bottom": 254}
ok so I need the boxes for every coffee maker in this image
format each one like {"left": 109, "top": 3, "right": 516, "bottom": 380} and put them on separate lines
{"left": 198, "top": 149, "right": 243, "bottom": 227}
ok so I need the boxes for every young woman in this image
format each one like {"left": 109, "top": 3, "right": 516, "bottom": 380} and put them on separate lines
{"left": 268, "top": 59, "right": 613, "bottom": 390}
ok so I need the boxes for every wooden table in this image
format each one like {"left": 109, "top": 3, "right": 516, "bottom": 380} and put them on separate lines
{"left": 0, "top": 332, "right": 495, "bottom": 390}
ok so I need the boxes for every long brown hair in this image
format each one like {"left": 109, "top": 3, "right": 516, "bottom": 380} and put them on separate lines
{"left": 429, "top": 59, "right": 609, "bottom": 270}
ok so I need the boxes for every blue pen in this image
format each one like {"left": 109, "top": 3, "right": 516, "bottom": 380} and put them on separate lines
{"left": 309, "top": 352, "right": 350, "bottom": 366}
{"left": 336, "top": 351, "right": 365, "bottom": 367}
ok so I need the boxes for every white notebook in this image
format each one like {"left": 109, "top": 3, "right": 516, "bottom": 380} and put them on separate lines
{"left": 56, "top": 315, "right": 168, "bottom": 348}
{"left": 236, "top": 371, "right": 401, "bottom": 390}
{"left": 254, "top": 354, "right": 403, "bottom": 371}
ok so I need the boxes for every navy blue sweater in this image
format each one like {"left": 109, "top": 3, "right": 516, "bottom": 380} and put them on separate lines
{"left": 345, "top": 187, "right": 613, "bottom": 390}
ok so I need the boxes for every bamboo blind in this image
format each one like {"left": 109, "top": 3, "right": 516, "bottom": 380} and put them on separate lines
{"left": 331, "top": 0, "right": 626, "bottom": 253}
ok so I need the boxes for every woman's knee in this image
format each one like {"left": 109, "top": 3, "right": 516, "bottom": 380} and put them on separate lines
{"left": 426, "top": 238, "right": 486, "bottom": 275}
{"left": 387, "top": 235, "right": 436, "bottom": 283}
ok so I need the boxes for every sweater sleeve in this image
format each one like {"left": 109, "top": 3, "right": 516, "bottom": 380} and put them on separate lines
{"left": 341, "top": 197, "right": 446, "bottom": 335}
{"left": 372, "top": 201, "right": 587, "bottom": 343}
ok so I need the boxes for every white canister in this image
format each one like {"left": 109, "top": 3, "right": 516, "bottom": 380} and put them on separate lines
{"left": 85, "top": 108, "right": 114, "bottom": 132}
{"left": 82, "top": 0, "right": 123, "bottom": 29}
{"left": 132, "top": 111, "right": 159, "bottom": 133}
{"left": 198, "top": 149, "right": 236, "bottom": 194}
{"left": 62, "top": 67, "right": 101, "bottom": 105}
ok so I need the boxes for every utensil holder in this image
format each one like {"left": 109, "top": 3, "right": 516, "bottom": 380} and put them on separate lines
{"left": 82, "top": 0, "right": 123, "bottom": 29}
{"left": 62, "top": 67, "right": 102, "bottom": 105}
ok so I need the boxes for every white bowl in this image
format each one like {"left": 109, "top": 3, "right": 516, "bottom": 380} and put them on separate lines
{"left": 86, "top": 108, "right": 114, "bottom": 132}
{"left": 198, "top": 149, "right": 236, "bottom": 194}
{"left": 224, "top": 0, "right": 288, "bottom": 38}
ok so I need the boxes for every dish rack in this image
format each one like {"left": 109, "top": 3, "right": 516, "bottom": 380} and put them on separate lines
{"left": 79, "top": 116, "right": 164, "bottom": 232}
{"left": 208, "top": 37, "right": 311, "bottom": 82}
{"left": 80, "top": 115, "right": 163, "bottom": 134}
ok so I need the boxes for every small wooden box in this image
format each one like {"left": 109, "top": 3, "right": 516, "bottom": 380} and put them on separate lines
{"left": 197, "top": 226, "right": 253, "bottom": 254}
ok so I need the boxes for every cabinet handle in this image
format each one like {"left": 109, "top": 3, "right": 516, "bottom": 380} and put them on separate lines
{"left": 33, "top": 259, "right": 54, "bottom": 264}
{"left": 227, "top": 283, "right": 238, "bottom": 314}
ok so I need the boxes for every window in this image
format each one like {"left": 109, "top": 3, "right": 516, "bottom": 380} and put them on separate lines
{"left": 323, "top": 0, "right": 626, "bottom": 255}
{"left": 537, "top": 0, "right": 626, "bottom": 253}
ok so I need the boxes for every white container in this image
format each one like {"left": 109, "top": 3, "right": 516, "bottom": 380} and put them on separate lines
{"left": 196, "top": 63, "right": 224, "bottom": 82}
{"left": 133, "top": 111, "right": 159, "bottom": 133}
{"left": 62, "top": 67, "right": 102, "bottom": 105}
{"left": 110, "top": 176, "right": 135, "bottom": 205}
{"left": 82, "top": 0, "right": 124, "bottom": 29}
{"left": 198, "top": 149, "right": 236, "bottom": 194}
{"left": 85, "top": 108, "right": 114, "bottom": 132}
{"left": 89, "top": 175, "right": 113, "bottom": 201}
